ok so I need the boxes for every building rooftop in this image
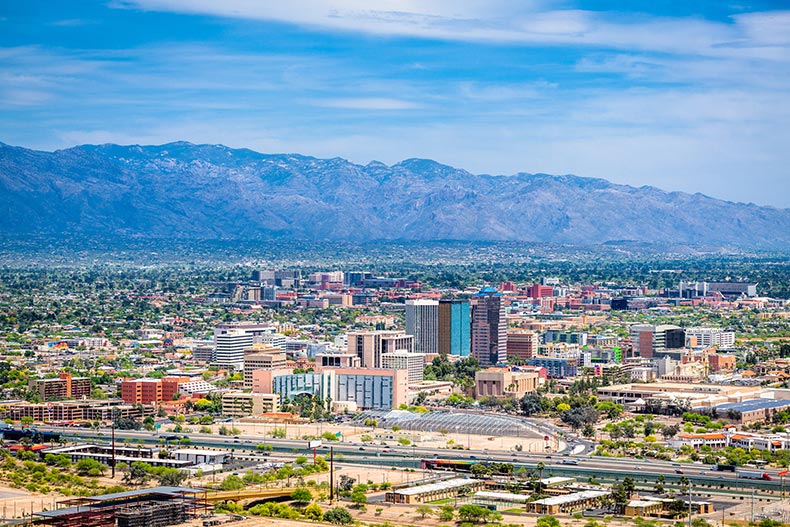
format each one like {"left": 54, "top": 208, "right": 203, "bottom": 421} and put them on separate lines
{"left": 541, "top": 476, "right": 576, "bottom": 486}
{"left": 475, "top": 491, "right": 530, "bottom": 503}
{"left": 391, "top": 478, "right": 477, "bottom": 496}
{"left": 172, "top": 449, "right": 231, "bottom": 456}
{"left": 475, "top": 286, "right": 502, "bottom": 296}
{"left": 628, "top": 499, "right": 664, "bottom": 507}
{"left": 36, "top": 486, "right": 203, "bottom": 518}
{"left": 532, "top": 490, "right": 609, "bottom": 506}
{"left": 713, "top": 398, "right": 790, "bottom": 412}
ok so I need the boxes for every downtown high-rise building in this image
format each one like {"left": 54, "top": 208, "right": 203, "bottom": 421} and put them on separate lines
{"left": 438, "top": 299, "right": 470, "bottom": 357}
{"left": 346, "top": 330, "right": 414, "bottom": 368}
{"left": 470, "top": 286, "right": 507, "bottom": 366}
{"left": 213, "top": 322, "right": 276, "bottom": 370}
{"left": 630, "top": 324, "right": 685, "bottom": 358}
{"left": 214, "top": 328, "right": 254, "bottom": 370}
{"left": 405, "top": 299, "right": 439, "bottom": 355}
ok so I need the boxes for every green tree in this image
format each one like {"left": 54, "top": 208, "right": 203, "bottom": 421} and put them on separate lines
{"left": 75, "top": 458, "right": 108, "bottom": 477}
{"left": 123, "top": 461, "right": 152, "bottom": 485}
{"left": 458, "top": 504, "right": 491, "bottom": 524}
{"left": 623, "top": 476, "right": 635, "bottom": 495}
{"left": 220, "top": 474, "right": 245, "bottom": 491}
{"left": 438, "top": 505, "right": 455, "bottom": 521}
{"left": 537, "top": 461, "right": 546, "bottom": 487}
{"left": 416, "top": 505, "right": 432, "bottom": 519}
{"left": 291, "top": 487, "right": 313, "bottom": 505}
{"left": 654, "top": 474, "right": 666, "bottom": 494}
{"left": 350, "top": 490, "right": 367, "bottom": 507}
{"left": 323, "top": 507, "right": 354, "bottom": 525}
{"left": 157, "top": 468, "right": 187, "bottom": 486}
{"left": 537, "top": 516, "right": 561, "bottom": 527}
{"left": 304, "top": 503, "right": 323, "bottom": 521}
{"left": 611, "top": 483, "right": 629, "bottom": 512}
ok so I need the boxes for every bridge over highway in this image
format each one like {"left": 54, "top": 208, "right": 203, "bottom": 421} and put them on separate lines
{"left": 203, "top": 487, "right": 297, "bottom": 505}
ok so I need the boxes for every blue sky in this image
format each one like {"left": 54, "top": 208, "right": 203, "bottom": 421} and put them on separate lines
{"left": 1, "top": 1, "right": 789, "bottom": 207}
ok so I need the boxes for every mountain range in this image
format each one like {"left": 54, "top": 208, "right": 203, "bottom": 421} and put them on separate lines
{"left": 1, "top": 141, "right": 788, "bottom": 248}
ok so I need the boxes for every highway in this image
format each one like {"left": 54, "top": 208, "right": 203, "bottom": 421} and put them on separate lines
{"left": 37, "top": 425, "right": 787, "bottom": 495}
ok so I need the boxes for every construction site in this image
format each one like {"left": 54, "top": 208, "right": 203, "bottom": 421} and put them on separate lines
{"left": 33, "top": 487, "right": 207, "bottom": 527}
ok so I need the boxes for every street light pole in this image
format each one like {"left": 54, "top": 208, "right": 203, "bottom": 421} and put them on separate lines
{"left": 329, "top": 446, "right": 335, "bottom": 505}
{"left": 111, "top": 409, "right": 116, "bottom": 478}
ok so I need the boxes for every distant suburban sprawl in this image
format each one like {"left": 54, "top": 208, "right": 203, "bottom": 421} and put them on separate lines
{"left": 1, "top": 256, "right": 790, "bottom": 527}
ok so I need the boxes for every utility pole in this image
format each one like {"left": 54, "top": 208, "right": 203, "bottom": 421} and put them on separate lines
{"left": 329, "top": 446, "right": 334, "bottom": 505}
{"left": 111, "top": 409, "right": 116, "bottom": 478}
{"left": 751, "top": 488, "right": 755, "bottom": 524}
{"left": 688, "top": 485, "right": 692, "bottom": 527}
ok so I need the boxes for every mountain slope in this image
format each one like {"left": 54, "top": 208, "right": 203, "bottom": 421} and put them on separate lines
{"left": 1, "top": 141, "right": 788, "bottom": 247}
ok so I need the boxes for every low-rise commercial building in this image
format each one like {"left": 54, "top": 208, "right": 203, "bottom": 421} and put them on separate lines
{"left": 385, "top": 478, "right": 484, "bottom": 504}
{"left": 221, "top": 392, "right": 280, "bottom": 417}
{"left": 171, "top": 449, "right": 230, "bottom": 465}
{"left": 506, "top": 331, "right": 539, "bottom": 360}
{"left": 625, "top": 500, "right": 664, "bottom": 517}
{"left": 3, "top": 400, "right": 147, "bottom": 422}
{"left": 526, "top": 356, "right": 578, "bottom": 378}
{"left": 255, "top": 367, "right": 409, "bottom": 410}
{"left": 43, "top": 444, "right": 192, "bottom": 468}
{"left": 475, "top": 368, "right": 540, "bottom": 398}
{"left": 243, "top": 347, "right": 287, "bottom": 388}
{"left": 30, "top": 373, "right": 91, "bottom": 402}
{"left": 121, "top": 379, "right": 163, "bottom": 405}
{"left": 528, "top": 490, "right": 610, "bottom": 514}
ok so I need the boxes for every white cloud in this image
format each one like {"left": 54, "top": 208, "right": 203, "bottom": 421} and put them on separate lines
{"left": 311, "top": 97, "right": 422, "bottom": 110}
{"left": 117, "top": 0, "right": 790, "bottom": 59}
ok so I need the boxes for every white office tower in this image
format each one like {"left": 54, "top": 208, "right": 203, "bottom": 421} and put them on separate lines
{"left": 405, "top": 299, "right": 439, "bottom": 355}
{"left": 214, "top": 328, "right": 254, "bottom": 370}
{"left": 685, "top": 327, "right": 736, "bottom": 348}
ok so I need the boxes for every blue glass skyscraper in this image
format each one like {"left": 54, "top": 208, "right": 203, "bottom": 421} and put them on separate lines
{"left": 438, "top": 299, "right": 470, "bottom": 357}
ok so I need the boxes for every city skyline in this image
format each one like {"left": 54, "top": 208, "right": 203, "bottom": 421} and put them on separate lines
{"left": 1, "top": 1, "right": 789, "bottom": 207}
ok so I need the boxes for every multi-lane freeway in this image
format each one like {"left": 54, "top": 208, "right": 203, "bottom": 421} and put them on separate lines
{"left": 37, "top": 425, "right": 786, "bottom": 495}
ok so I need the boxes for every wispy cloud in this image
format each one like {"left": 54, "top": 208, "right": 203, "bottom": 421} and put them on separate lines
{"left": 117, "top": 1, "right": 790, "bottom": 59}
{"left": 2, "top": 1, "right": 789, "bottom": 206}
{"left": 311, "top": 97, "right": 422, "bottom": 110}
{"left": 49, "top": 19, "right": 95, "bottom": 27}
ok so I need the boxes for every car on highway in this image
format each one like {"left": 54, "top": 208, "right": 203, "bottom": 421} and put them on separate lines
{"left": 562, "top": 459, "right": 579, "bottom": 465}
{"left": 358, "top": 447, "right": 365, "bottom": 451}
{"left": 469, "top": 455, "right": 478, "bottom": 459}
{"left": 675, "top": 469, "right": 684, "bottom": 474}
